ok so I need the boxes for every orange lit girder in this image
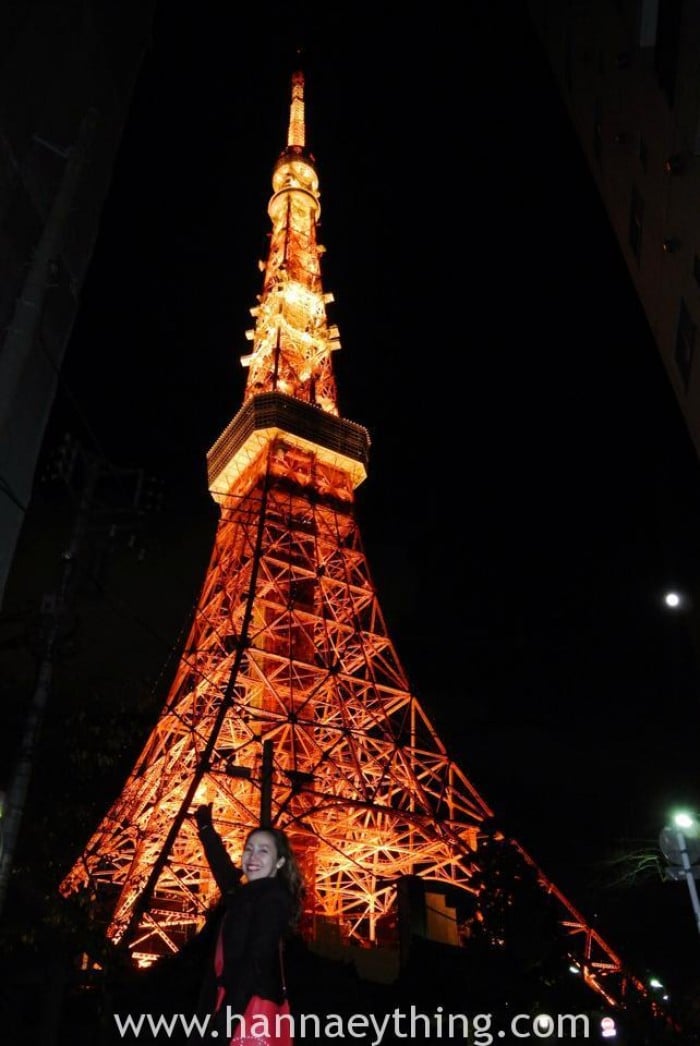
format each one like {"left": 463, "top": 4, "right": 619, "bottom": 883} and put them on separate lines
{"left": 60, "top": 69, "right": 659, "bottom": 1023}
{"left": 241, "top": 75, "right": 339, "bottom": 414}
{"left": 512, "top": 839, "right": 651, "bottom": 1010}
{"left": 61, "top": 439, "right": 489, "bottom": 960}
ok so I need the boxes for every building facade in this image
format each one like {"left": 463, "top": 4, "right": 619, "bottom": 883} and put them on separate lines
{"left": 527, "top": 1, "right": 700, "bottom": 456}
{"left": 0, "top": 0, "right": 157, "bottom": 608}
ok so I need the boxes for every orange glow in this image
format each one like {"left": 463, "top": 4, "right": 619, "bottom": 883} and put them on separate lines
{"left": 59, "top": 73, "right": 657, "bottom": 1019}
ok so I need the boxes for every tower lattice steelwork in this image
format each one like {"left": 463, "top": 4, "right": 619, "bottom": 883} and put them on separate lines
{"left": 61, "top": 72, "right": 655, "bottom": 1016}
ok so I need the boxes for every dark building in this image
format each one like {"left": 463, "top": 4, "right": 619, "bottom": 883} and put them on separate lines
{"left": 0, "top": 0, "right": 157, "bottom": 609}
{"left": 527, "top": 1, "right": 700, "bottom": 458}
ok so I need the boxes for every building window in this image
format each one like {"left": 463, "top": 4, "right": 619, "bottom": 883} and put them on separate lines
{"left": 675, "top": 299, "right": 696, "bottom": 390}
{"left": 639, "top": 137, "right": 648, "bottom": 173}
{"left": 628, "top": 186, "right": 644, "bottom": 260}
{"left": 655, "top": 0, "right": 682, "bottom": 107}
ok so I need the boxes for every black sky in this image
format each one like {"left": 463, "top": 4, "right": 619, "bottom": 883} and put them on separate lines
{"left": 28, "top": 0, "right": 700, "bottom": 995}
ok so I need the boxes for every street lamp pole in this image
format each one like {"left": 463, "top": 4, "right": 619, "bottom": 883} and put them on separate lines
{"left": 659, "top": 812, "right": 700, "bottom": 937}
{"left": 674, "top": 827, "right": 700, "bottom": 935}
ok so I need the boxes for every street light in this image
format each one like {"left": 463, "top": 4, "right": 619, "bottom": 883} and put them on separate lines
{"left": 659, "top": 811, "right": 700, "bottom": 935}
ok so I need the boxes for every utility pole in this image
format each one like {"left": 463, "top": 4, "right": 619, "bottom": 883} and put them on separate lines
{"left": 260, "top": 739, "right": 274, "bottom": 827}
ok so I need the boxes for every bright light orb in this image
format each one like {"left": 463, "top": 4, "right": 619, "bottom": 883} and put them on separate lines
{"left": 673, "top": 812, "right": 695, "bottom": 830}
{"left": 663, "top": 591, "right": 682, "bottom": 609}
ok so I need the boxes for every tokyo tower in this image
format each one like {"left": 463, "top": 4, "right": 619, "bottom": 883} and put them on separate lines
{"left": 60, "top": 71, "right": 654, "bottom": 1016}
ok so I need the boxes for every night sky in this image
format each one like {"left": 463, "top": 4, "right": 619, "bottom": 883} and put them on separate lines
{"left": 19, "top": 0, "right": 700, "bottom": 999}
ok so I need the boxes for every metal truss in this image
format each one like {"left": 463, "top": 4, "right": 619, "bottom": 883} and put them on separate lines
{"left": 61, "top": 453, "right": 489, "bottom": 962}
{"left": 59, "top": 69, "right": 663, "bottom": 1027}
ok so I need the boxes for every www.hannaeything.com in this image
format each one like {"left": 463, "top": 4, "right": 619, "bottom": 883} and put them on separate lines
{"left": 113, "top": 1006, "right": 593, "bottom": 1043}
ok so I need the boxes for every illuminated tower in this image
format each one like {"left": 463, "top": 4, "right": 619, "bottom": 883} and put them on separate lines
{"left": 60, "top": 72, "right": 653, "bottom": 1014}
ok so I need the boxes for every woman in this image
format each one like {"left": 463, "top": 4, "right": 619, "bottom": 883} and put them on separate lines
{"left": 194, "top": 804, "right": 303, "bottom": 1045}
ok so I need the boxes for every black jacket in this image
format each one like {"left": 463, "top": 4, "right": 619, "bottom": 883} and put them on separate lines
{"left": 198, "top": 825, "right": 292, "bottom": 1020}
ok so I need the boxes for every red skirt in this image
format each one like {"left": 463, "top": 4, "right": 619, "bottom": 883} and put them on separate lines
{"left": 213, "top": 919, "right": 292, "bottom": 1045}
{"left": 230, "top": 995, "right": 293, "bottom": 1046}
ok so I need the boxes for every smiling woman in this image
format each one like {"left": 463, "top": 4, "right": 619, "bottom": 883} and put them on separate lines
{"left": 194, "top": 805, "right": 304, "bottom": 1045}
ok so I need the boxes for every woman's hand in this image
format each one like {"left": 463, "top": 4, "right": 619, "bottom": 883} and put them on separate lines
{"left": 194, "top": 803, "right": 213, "bottom": 831}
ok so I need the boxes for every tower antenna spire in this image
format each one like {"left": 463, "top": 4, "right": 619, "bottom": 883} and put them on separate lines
{"left": 287, "top": 68, "right": 305, "bottom": 150}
